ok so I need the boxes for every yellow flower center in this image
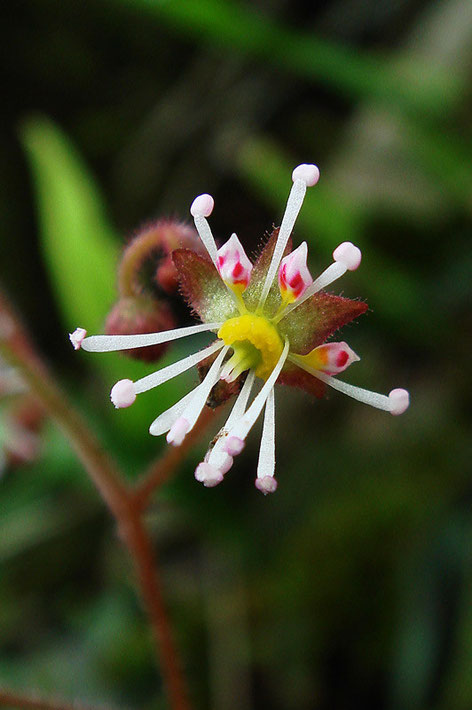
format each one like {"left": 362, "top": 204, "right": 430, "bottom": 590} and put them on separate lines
{"left": 217, "top": 314, "right": 283, "bottom": 380}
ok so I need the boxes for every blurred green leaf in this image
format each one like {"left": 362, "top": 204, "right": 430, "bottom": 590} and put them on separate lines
{"left": 116, "top": 0, "right": 463, "bottom": 116}
{"left": 20, "top": 116, "right": 118, "bottom": 333}
{"left": 237, "top": 136, "right": 430, "bottom": 335}
{"left": 19, "top": 116, "right": 185, "bottom": 444}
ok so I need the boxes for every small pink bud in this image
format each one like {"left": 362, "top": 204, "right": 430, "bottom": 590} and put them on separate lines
{"left": 255, "top": 476, "right": 278, "bottom": 495}
{"left": 388, "top": 388, "right": 410, "bottom": 415}
{"left": 110, "top": 379, "right": 136, "bottom": 409}
{"left": 292, "top": 163, "right": 320, "bottom": 186}
{"left": 225, "top": 436, "right": 245, "bottom": 456}
{"left": 166, "top": 417, "right": 190, "bottom": 446}
{"left": 312, "top": 342, "right": 360, "bottom": 375}
{"left": 195, "top": 462, "right": 224, "bottom": 487}
{"left": 333, "top": 242, "right": 362, "bottom": 271}
{"left": 69, "top": 327, "right": 87, "bottom": 350}
{"left": 278, "top": 242, "right": 313, "bottom": 301}
{"left": 216, "top": 234, "right": 253, "bottom": 292}
{"left": 190, "top": 194, "right": 214, "bottom": 218}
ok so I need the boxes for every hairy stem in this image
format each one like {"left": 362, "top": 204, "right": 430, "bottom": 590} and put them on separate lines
{"left": 0, "top": 290, "right": 191, "bottom": 710}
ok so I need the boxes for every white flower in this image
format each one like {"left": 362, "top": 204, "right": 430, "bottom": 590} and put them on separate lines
{"left": 71, "top": 164, "right": 409, "bottom": 494}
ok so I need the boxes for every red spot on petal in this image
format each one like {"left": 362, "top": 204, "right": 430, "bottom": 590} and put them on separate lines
{"left": 336, "top": 350, "right": 349, "bottom": 368}
{"left": 232, "top": 262, "right": 244, "bottom": 278}
{"left": 288, "top": 272, "right": 303, "bottom": 289}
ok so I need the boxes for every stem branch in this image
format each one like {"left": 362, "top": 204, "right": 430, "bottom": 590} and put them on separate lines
{"left": 0, "top": 289, "right": 192, "bottom": 710}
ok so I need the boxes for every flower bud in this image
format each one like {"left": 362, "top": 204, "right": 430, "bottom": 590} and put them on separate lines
{"left": 216, "top": 234, "right": 253, "bottom": 293}
{"left": 299, "top": 341, "right": 360, "bottom": 375}
{"left": 119, "top": 219, "right": 203, "bottom": 298}
{"left": 105, "top": 297, "right": 176, "bottom": 362}
{"left": 278, "top": 242, "right": 312, "bottom": 302}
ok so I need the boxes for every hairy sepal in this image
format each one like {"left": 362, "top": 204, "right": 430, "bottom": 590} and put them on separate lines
{"left": 243, "top": 228, "right": 292, "bottom": 317}
{"left": 278, "top": 362, "right": 326, "bottom": 399}
{"left": 279, "top": 292, "right": 368, "bottom": 355}
{"left": 172, "top": 248, "right": 238, "bottom": 323}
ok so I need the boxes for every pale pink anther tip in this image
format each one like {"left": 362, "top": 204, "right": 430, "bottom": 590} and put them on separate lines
{"left": 69, "top": 327, "right": 87, "bottom": 350}
{"left": 166, "top": 417, "right": 190, "bottom": 446}
{"left": 110, "top": 379, "right": 136, "bottom": 409}
{"left": 333, "top": 241, "right": 362, "bottom": 271}
{"left": 292, "top": 163, "right": 320, "bottom": 187}
{"left": 194, "top": 462, "right": 224, "bottom": 488}
{"left": 190, "top": 193, "right": 214, "bottom": 218}
{"left": 219, "top": 453, "right": 234, "bottom": 475}
{"left": 224, "top": 436, "right": 245, "bottom": 456}
{"left": 388, "top": 388, "right": 410, "bottom": 416}
{"left": 255, "top": 476, "right": 278, "bottom": 495}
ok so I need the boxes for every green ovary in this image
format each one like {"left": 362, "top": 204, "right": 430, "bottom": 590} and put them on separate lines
{"left": 217, "top": 314, "right": 284, "bottom": 380}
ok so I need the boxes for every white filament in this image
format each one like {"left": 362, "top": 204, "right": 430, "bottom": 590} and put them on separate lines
{"left": 134, "top": 340, "right": 223, "bottom": 394}
{"left": 149, "top": 383, "right": 206, "bottom": 436}
{"left": 178, "top": 346, "right": 230, "bottom": 432}
{"left": 256, "top": 387, "right": 275, "bottom": 480}
{"left": 290, "top": 356, "right": 392, "bottom": 411}
{"left": 207, "top": 371, "right": 256, "bottom": 469}
{"left": 193, "top": 215, "right": 218, "bottom": 267}
{"left": 258, "top": 179, "right": 307, "bottom": 309}
{"left": 228, "top": 340, "right": 289, "bottom": 441}
{"left": 281, "top": 261, "right": 347, "bottom": 319}
{"left": 81, "top": 322, "right": 223, "bottom": 352}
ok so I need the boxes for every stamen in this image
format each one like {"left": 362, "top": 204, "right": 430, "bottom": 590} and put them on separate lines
{"left": 204, "top": 371, "right": 256, "bottom": 472}
{"left": 258, "top": 164, "right": 319, "bottom": 310}
{"left": 255, "top": 387, "right": 277, "bottom": 494}
{"left": 134, "top": 340, "right": 223, "bottom": 394}
{"left": 280, "top": 241, "right": 362, "bottom": 320}
{"left": 69, "top": 327, "right": 87, "bottom": 350}
{"left": 194, "top": 462, "right": 224, "bottom": 488}
{"left": 110, "top": 379, "right": 136, "bottom": 409}
{"left": 290, "top": 355, "right": 410, "bottom": 414}
{"left": 333, "top": 241, "right": 362, "bottom": 271}
{"left": 190, "top": 193, "right": 218, "bottom": 266}
{"left": 166, "top": 345, "right": 229, "bottom": 445}
{"left": 80, "top": 322, "right": 223, "bottom": 353}
{"left": 166, "top": 417, "right": 190, "bottom": 446}
{"left": 149, "top": 383, "right": 205, "bottom": 436}
{"left": 225, "top": 340, "right": 289, "bottom": 447}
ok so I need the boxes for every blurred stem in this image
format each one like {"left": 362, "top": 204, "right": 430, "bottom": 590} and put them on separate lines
{"left": 0, "top": 688, "right": 111, "bottom": 710}
{"left": 133, "top": 405, "right": 216, "bottom": 511}
{"left": 0, "top": 289, "right": 192, "bottom": 710}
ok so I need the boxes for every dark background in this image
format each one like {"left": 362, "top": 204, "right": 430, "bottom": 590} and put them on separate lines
{"left": 1, "top": 1, "right": 471, "bottom": 709}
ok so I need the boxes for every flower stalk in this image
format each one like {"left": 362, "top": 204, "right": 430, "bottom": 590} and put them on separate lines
{"left": 0, "top": 288, "right": 193, "bottom": 710}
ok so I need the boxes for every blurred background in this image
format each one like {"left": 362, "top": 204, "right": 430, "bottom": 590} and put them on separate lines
{"left": 1, "top": 1, "right": 471, "bottom": 708}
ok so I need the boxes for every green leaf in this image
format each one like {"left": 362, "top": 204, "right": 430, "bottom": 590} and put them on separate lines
{"left": 20, "top": 116, "right": 118, "bottom": 333}
{"left": 236, "top": 137, "right": 430, "bottom": 335}
{"left": 114, "top": 0, "right": 463, "bottom": 116}
{"left": 19, "top": 116, "right": 187, "bottom": 445}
